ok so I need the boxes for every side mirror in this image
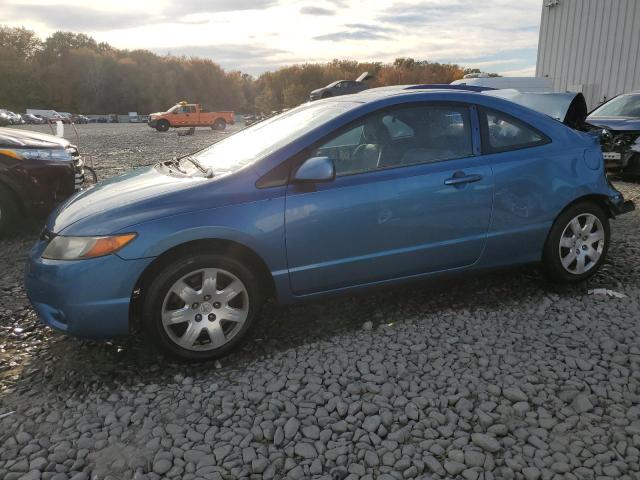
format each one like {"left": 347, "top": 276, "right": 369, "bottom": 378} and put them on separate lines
{"left": 294, "top": 156, "right": 335, "bottom": 183}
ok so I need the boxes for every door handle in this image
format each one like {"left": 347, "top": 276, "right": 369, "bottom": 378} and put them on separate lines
{"left": 444, "top": 173, "right": 483, "bottom": 186}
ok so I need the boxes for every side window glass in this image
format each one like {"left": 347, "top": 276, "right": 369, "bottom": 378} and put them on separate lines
{"left": 382, "top": 115, "right": 414, "bottom": 139}
{"left": 311, "top": 104, "right": 474, "bottom": 177}
{"left": 481, "top": 108, "right": 548, "bottom": 152}
{"left": 314, "top": 125, "right": 365, "bottom": 175}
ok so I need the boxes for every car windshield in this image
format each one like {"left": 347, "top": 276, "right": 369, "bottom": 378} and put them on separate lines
{"left": 590, "top": 94, "right": 640, "bottom": 118}
{"left": 190, "top": 101, "right": 357, "bottom": 175}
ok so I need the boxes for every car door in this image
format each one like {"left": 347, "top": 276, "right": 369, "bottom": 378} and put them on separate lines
{"left": 285, "top": 102, "right": 494, "bottom": 295}
{"left": 181, "top": 105, "right": 195, "bottom": 126}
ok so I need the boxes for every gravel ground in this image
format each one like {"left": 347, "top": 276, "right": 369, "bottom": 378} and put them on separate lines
{"left": 1, "top": 124, "right": 640, "bottom": 480}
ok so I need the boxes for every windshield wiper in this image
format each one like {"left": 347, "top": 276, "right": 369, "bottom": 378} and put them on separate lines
{"left": 182, "top": 155, "right": 214, "bottom": 178}
{"left": 160, "top": 158, "right": 188, "bottom": 174}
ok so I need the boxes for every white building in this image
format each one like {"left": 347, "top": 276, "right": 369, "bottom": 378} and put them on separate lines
{"left": 536, "top": 0, "right": 640, "bottom": 109}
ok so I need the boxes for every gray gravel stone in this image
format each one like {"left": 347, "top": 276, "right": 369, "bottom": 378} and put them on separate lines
{"left": 364, "top": 450, "right": 379, "bottom": 467}
{"left": 284, "top": 417, "right": 300, "bottom": 440}
{"left": 444, "top": 460, "right": 466, "bottom": 475}
{"left": 362, "top": 415, "right": 381, "bottom": 433}
{"left": 503, "top": 387, "right": 528, "bottom": 403}
{"left": 424, "top": 456, "right": 446, "bottom": 476}
{"left": 251, "top": 457, "right": 268, "bottom": 474}
{"left": 573, "top": 394, "right": 594, "bottom": 414}
{"left": 522, "top": 467, "right": 541, "bottom": 480}
{"left": 464, "top": 451, "right": 485, "bottom": 467}
{"left": 293, "top": 443, "right": 316, "bottom": 459}
{"left": 471, "top": 433, "right": 501, "bottom": 453}
{"left": 153, "top": 459, "right": 172, "bottom": 475}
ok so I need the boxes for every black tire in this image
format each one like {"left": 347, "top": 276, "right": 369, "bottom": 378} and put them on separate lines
{"left": 321, "top": 92, "right": 333, "bottom": 99}
{"left": 142, "top": 253, "right": 263, "bottom": 361}
{"left": 542, "top": 201, "right": 610, "bottom": 283}
{"left": 0, "top": 184, "right": 19, "bottom": 237}
{"left": 213, "top": 118, "right": 227, "bottom": 130}
{"left": 156, "top": 120, "right": 170, "bottom": 132}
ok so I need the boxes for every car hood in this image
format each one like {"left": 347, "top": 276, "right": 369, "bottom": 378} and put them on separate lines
{"left": 48, "top": 163, "right": 261, "bottom": 236}
{"left": 48, "top": 166, "right": 212, "bottom": 235}
{"left": 585, "top": 116, "right": 640, "bottom": 132}
{"left": 0, "top": 127, "right": 70, "bottom": 148}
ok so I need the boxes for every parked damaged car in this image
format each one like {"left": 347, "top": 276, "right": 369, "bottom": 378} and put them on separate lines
{"left": 309, "top": 72, "right": 373, "bottom": 100}
{"left": 0, "top": 128, "right": 86, "bottom": 235}
{"left": 0, "top": 109, "right": 24, "bottom": 125}
{"left": 586, "top": 92, "right": 640, "bottom": 177}
{"left": 26, "top": 85, "right": 633, "bottom": 361}
{"left": 22, "top": 114, "right": 46, "bottom": 125}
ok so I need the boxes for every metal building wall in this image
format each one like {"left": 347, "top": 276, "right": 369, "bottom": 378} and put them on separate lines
{"left": 536, "top": 0, "right": 640, "bottom": 109}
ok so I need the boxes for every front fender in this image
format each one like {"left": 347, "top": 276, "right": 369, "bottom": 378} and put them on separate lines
{"left": 115, "top": 196, "right": 287, "bottom": 275}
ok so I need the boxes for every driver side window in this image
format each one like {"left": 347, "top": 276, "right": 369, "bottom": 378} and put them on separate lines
{"left": 313, "top": 123, "right": 378, "bottom": 176}
{"left": 312, "top": 103, "right": 474, "bottom": 176}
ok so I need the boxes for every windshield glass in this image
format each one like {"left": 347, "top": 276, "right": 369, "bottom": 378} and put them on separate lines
{"left": 191, "top": 101, "right": 357, "bottom": 175}
{"left": 590, "top": 94, "right": 640, "bottom": 118}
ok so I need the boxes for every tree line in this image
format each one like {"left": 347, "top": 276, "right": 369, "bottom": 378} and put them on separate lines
{"left": 1, "top": 26, "right": 486, "bottom": 115}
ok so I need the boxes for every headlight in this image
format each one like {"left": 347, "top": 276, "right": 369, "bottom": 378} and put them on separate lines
{"left": 0, "top": 148, "right": 74, "bottom": 162}
{"left": 42, "top": 233, "right": 137, "bottom": 260}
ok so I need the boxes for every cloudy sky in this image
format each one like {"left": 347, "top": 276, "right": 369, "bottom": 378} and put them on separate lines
{"left": 0, "top": 0, "right": 542, "bottom": 76}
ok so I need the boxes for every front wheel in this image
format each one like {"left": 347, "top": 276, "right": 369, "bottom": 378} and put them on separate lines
{"left": 542, "top": 202, "right": 610, "bottom": 283}
{"left": 156, "top": 120, "right": 170, "bottom": 132}
{"left": 142, "top": 253, "right": 262, "bottom": 361}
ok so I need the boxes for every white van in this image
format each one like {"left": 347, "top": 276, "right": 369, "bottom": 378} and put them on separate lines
{"left": 451, "top": 76, "right": 554, "bottom": 93}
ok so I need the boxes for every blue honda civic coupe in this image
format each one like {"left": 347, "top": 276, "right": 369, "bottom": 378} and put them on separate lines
{"left": 25, "top": 86, "right": 634, "bottom": 360}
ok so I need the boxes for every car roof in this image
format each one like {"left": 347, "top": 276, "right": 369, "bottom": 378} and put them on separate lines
{"left": 321, "top": 84, "right": 586, "bottom": 127}
{"left": 348, "top": 84, "right": 493, "bottom": 100}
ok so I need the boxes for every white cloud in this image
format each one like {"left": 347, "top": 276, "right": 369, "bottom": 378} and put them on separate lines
{"left": 0, "top": 0, "right": 541, "bottom": 75}
{"left": 500, "top": 66, "right": 537, "bottom": 77}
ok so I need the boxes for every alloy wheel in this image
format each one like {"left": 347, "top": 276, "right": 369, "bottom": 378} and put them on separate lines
{"left": 161, "top": 268, "right": 249, "bottom": 351}
{"left": 558, "top": 213, "right": 605, "bottom": 275}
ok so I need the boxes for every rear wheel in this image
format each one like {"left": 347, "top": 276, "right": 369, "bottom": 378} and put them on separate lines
{"left": 156, "top": 120, "right": 170, "bottom": 132}
{"left": 142, "top": 253, "right": 262, "bottom": 361}
{"left": 212, "top": 118, "right": 227, "bottom": 130}
{"left": 542, "top": 202, "right": 610, "bottom": 283}
{"left": 0, "top": 185, "right": 19, "bottom": 237}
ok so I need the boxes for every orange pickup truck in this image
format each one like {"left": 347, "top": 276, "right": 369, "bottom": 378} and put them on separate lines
{"left": 148, "top": 102, "right": 235, "bottom": 132}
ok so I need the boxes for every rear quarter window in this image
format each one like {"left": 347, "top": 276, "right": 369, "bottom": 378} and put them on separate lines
{"left": 479, "top": 107, "right": 550, "bottom": 154}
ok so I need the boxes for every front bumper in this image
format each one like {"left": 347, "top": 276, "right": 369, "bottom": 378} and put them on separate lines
{"left": 25, "top": 240, "right": 154, "bottom": 339}
{"left": 148, "top": 119, "right": 158, "bottom": 128}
